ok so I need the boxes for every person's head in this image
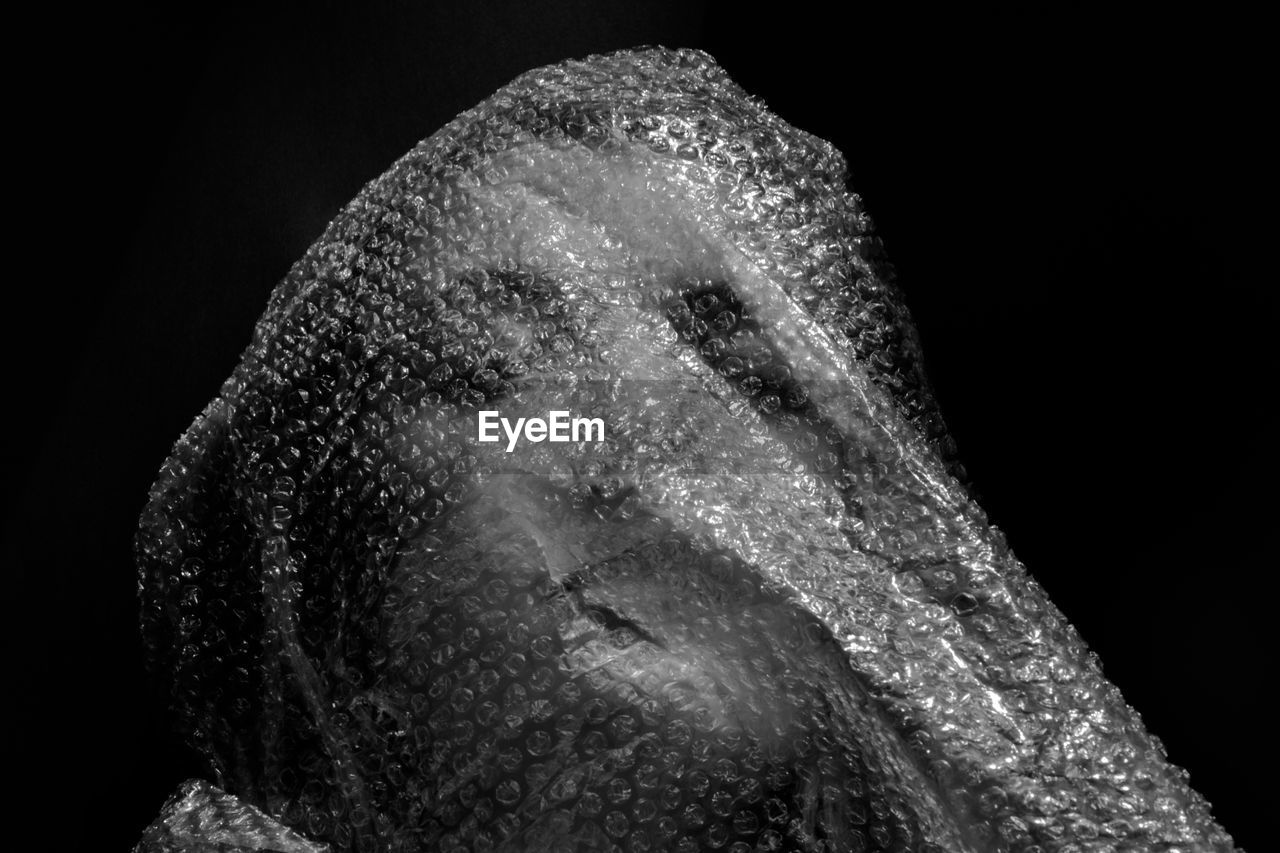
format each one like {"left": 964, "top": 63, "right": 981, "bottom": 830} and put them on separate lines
{"left": 137, "top": 48, "right": 1232, "bottom": 852}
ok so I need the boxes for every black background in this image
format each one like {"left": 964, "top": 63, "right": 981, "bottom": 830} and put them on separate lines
{"left": 6, "top": 3, "right": 1267, "bottom": 849}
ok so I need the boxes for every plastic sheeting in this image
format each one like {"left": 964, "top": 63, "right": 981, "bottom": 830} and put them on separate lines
{"left": 136, "top": 48, "right": 1235, "bottom": 851}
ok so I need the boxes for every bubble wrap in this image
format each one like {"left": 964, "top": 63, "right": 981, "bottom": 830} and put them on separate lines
{"left": 137, "top": 48, "right": 1236, "bottom": 851}
{"left": 134, "top": 779, "right": 328, "bottom": 853}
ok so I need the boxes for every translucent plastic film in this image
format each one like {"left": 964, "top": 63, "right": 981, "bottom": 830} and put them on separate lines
{"left": 136, "top": 48, "right": 1236, "bottom": 851}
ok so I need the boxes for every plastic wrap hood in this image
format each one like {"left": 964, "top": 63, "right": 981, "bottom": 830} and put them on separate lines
{"left": 136, "top": 47, "right": 1235, "bottom": 852}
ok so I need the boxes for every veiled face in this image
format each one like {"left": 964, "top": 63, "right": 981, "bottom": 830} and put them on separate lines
{"left": 137, "top": 49, "right": 1233, "bottom": 851}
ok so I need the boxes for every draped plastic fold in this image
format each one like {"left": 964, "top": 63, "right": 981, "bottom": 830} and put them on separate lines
{"left": 136, "top": 48, "right": 1236, "bottom": 852}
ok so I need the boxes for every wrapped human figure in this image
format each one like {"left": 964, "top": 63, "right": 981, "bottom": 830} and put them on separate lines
{"left": 135, "top": 48, "right": 1236, "bottom": 851}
